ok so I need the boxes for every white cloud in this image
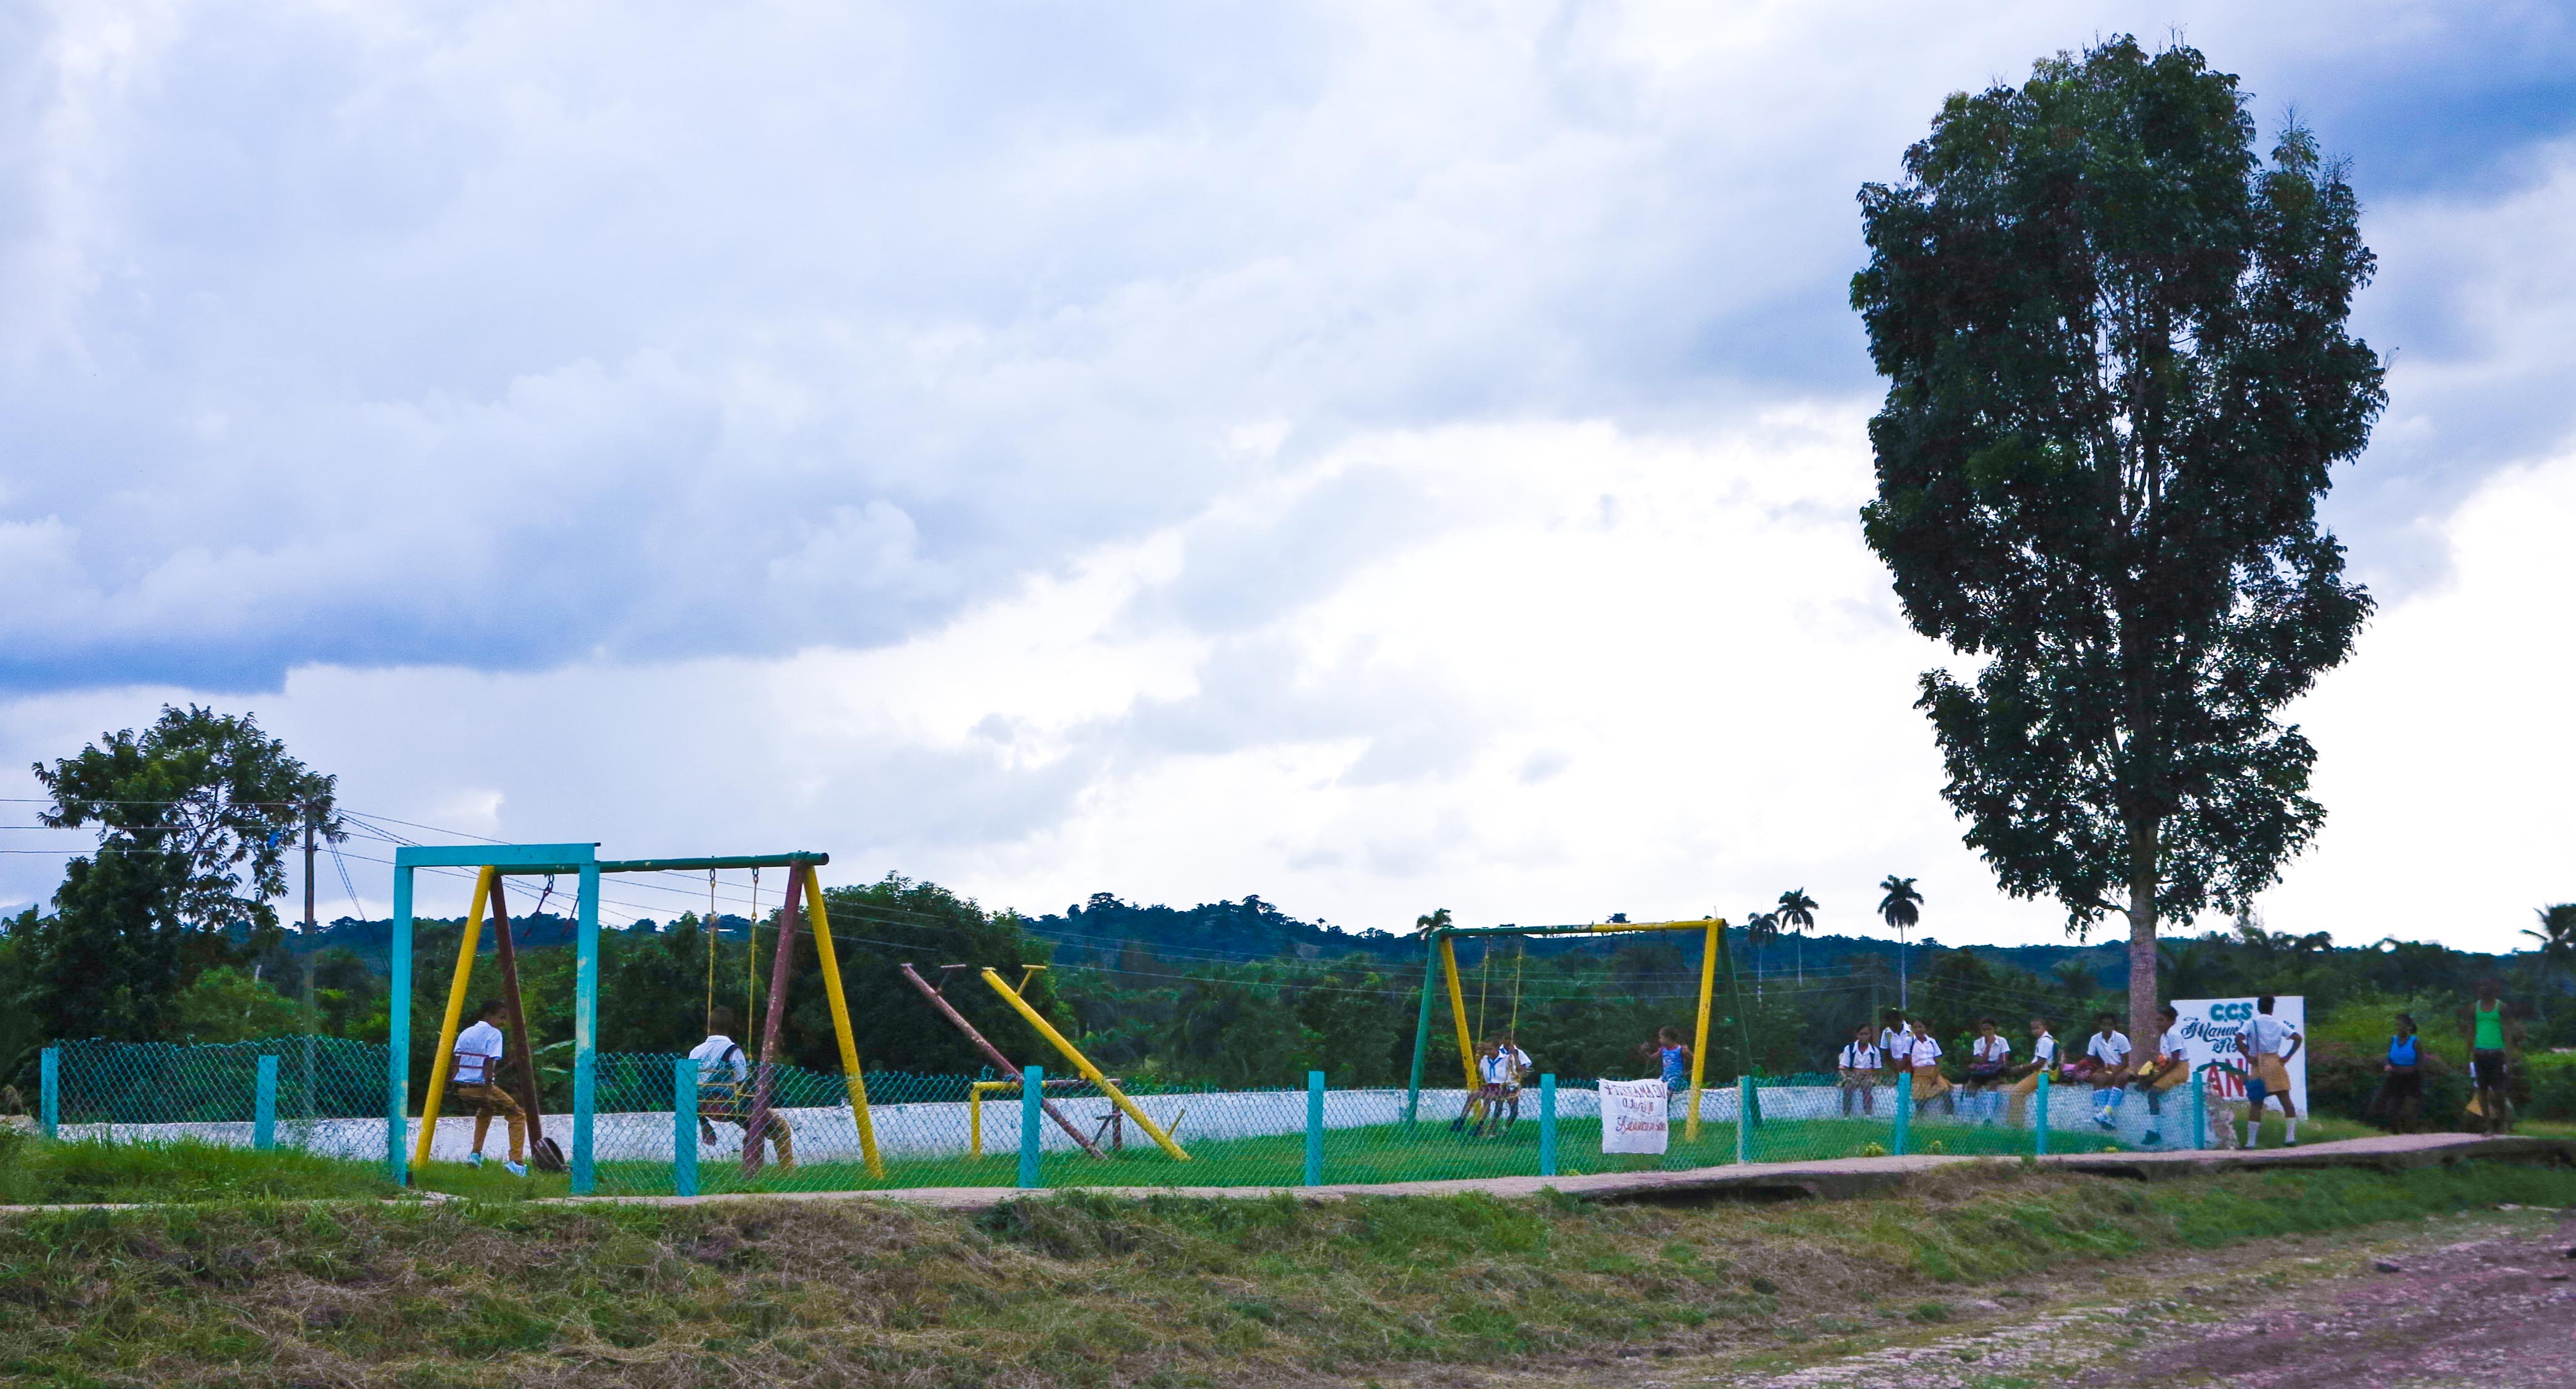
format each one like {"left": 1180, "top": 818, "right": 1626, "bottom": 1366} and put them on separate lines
{"left": 4, "top": 1, "right": 2574, "bottom": 960}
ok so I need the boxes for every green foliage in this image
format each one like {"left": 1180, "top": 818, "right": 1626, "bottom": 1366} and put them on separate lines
{"left": 168, "top": 967, "right": 305, "bottom": 1045}
{"left": 0, "top": 1137, "right": 398, "bottom": 1205}
{"left": 1851, "top": 39, "right": 2384, "bottom": 976}
{"left": 32, "top": 704, "right": 342, "bottom": 934}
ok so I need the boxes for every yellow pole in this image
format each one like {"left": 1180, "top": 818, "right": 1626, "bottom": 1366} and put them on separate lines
{"left": 971, "top": 1080, "right": 1004, "bottom": 1158}
{"left": 1440, "top": 933, "right": 1479, "bottom": 1095}
{"left": 1687, "top": 917, "right": 1721, "bottom": 1142}
{"left": 799, "top": 864, "right": 882, "bottom": 1178}
{"left": 413, "top": 867, "right": 495, "bottom": 1169}
{"left": 980, "top": 968, "right": 1189, "bottom": 1159}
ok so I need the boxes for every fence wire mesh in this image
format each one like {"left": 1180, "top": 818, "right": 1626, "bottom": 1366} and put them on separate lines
{"left": 42, "top": 1040, "right": 2173, "bottom": 1193}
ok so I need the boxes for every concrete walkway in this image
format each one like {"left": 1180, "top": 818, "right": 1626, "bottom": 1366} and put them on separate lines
{"left": 547, "top": 1132, "right": 2573, "bottom": 1212}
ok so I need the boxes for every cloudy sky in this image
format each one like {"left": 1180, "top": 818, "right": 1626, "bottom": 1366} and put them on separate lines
{"left": 4, "top": 1, "right": 2572, "bottom": 952}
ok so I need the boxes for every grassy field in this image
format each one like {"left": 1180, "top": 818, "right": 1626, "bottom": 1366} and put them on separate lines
{"left": 1, "top": 1148, "right": 2569, "bottom": 1387}
{"left": 2, "top": 1109, "right": 2388, "bottom": 1206}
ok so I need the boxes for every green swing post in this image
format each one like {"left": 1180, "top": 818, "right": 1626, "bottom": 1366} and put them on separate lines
{"left": 1404, "top": 931, "right": 1439, "bottom": 1125}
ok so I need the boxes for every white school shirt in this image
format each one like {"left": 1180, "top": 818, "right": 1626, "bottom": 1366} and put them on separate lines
{"left": 688, "top": 1034, "right": 749, "bottom": 1084}
{"left": 1971, "top": 1035, "right": 2011, "bottom": 1066}
{"left": 452, "top": 1020, "right": 505, "bottom": 1085}
{"left": 2237, "top": 1015, "right": 2296, "bottom": 1059}
{"left": 1910, "top": 1035, "right": 1944, "bottom": 1066}
{"left": 2030, "top": 1033, "right": 2058, "bottom": 1066}
{"left": 1878, "top": 1025, "right": 1912, "bottom": 1060}
{"left": 1839, "top": 1042, "right": 1881, "bottom": 1070}
{"left": 2156, "top": 1030, "right": 2189, "bottom": 1066}
{"left": 1479, "top": 1052, "right": 1521, "bottom": 1084}
{"left": 2086, "top": 1031, "right": 2131, "bottom": 1068}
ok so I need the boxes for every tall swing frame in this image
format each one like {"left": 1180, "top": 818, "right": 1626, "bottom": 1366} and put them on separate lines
{"left": 1403, "top": 917, "right": 1748, "bottom": 1141}
{"left": 387, "top": 844, "right": 880, "bottom": 1193}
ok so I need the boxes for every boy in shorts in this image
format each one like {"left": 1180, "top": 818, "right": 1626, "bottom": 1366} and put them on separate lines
{"left": 2233, "top": 995, "right": 2303, "bottom": 1148}
{"left": 2080, "top": 1012, "right": 2131, "bottom": 1130}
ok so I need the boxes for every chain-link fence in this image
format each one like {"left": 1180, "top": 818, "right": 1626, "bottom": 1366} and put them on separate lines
{"left": 49, "top": 1036, "right": 390, "bottom": 1158}
{"left": 39, "top": 1040, "right": 2189, "bottom": 1193}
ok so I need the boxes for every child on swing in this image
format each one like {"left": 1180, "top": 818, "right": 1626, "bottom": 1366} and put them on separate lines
{"left": 451, "top": 998, "right": 528, "bottom": 1177}
{"left": 690, "top": 1006, "right": 796, "bottom": 1168}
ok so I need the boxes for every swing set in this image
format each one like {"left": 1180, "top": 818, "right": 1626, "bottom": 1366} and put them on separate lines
{"left": 392, "top": 843, "right": 883, "bottom": 1193}
{"left": 1404, "top": 916, "right": 1751, "bottom": 1141}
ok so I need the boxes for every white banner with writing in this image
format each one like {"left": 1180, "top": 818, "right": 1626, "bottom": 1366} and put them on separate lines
{"left": 1599, "top": 1077, "right": 1671, "bottom": 1154}
{"left": 2170, "top": 996, "right": 2306, "bottom": 1114}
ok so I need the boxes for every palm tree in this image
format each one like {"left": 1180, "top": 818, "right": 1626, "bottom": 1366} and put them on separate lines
{"left": 1776, "top": 888, "right": 1819, "bottom": 986}
{"left": 2523, "top": 904, "right": 2576, "bottom": 1010}
{"left": 1744, "top": 911, "right": 1780, "bottom": 999}
{"left": 1876, "top": 876, "right": 1923, "bottom": 1009}
{"left": 1413, "top": 908, "right": 1452, "bottom": 936}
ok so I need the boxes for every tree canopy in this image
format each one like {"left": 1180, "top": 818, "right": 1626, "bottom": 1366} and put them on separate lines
{"left": 1850, "top": 38, "right": 2385, "bottom": 1040}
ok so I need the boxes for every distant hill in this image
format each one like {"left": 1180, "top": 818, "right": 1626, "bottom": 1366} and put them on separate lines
{"left": 1022, "top": 893, "right": 1415, "bottom": 964}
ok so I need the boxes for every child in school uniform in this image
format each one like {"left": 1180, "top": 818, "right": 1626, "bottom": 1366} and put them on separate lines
{"left": 1963, "top": 1018, "right": 2011, "bottom": 1124}
{"left": 2079, "top": 1013, "right": 2132, "bottom": 1130}
{"left": 2005, "top": 1017, "right": 2057, "bottom": 1129}
{"left": 449, "top": 999, "right": 527, "bottom": 1176}
{"left": 1900, "top": 1014, "right": 1956, "bottom": 1116}
{"left": 690, "top": 1007, "right": 796, "bottom": 1168}
{"left": 2129, "top": 1004, "right": 2190, "bottom": 1146}
{"left": 1837, "top": 1024, "right": 1883, "bottom": 1116}
{"left": 2234, "top": 994, "right": 2304, "bottom": 1148}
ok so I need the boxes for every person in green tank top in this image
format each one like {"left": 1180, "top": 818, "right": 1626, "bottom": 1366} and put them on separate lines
{"left": 2461, "top": 983, "right": 2517, "bottom": 1135}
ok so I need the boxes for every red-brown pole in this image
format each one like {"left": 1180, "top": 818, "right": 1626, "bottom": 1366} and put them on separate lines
{"left": 897, "top": 964, "right": 1105, "bottom": 1158}
{"left": 487, "top": 881, "right": 554, "bottom": 1166}
{"left": 743, "top": 868, "right": 805, "bottom": 1176}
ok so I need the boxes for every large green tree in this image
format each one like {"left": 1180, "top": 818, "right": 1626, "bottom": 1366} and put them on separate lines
{"left": 35, "top": 705, "right": 342, "bottom": 933}
{"left": 1851, "top": 38, "right": 2385, "bottom": 1043}
{"left": 25, "top": 706, "right": 342, "bottom": 1049}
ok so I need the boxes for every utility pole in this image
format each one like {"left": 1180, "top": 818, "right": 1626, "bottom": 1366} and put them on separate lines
{"left": 302, "top": 805, "right": 318, "bottom": 1124}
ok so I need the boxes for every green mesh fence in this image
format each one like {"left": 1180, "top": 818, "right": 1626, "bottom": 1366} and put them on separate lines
{"left": 52, "top": 1036, "right": 390, "bottom": 1158}
{"left": 41, "top": 1040, "right": 2158, "bottom": 1194}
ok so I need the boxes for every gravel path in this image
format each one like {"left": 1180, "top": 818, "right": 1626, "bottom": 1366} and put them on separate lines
{"left": 1455, "top": 1206, "right": 2576, "bottom": 1389}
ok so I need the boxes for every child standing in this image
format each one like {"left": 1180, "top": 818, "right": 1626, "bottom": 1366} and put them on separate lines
{"left": 2376, "top": 1012, "right": 2424, "bottom": 1133}
{"left": 2233, "top": 995, "right": 2303, "bottom": 1148}
{"left": 450, "top": 999, "right": 528, "bottom": 1177}
{"left": 1837, "top": 1024, "right": 1883, "bottom": 1116}
{"left": 2461, "top": 986, "right": 2516, "bottom": 1135}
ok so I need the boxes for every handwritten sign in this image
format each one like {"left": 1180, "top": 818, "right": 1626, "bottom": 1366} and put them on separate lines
{"left": 1599, "top": 1077, "right": 1670, "bottom": 1154}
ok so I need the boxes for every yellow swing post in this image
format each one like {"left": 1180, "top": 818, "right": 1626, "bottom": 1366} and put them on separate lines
{"left": 1686, "top": 916, "right": 1720, "bottom": 1142}
{"left": 980, "top": 967, "right": 1189, "bottom": 1160}
{"left": 1440, "top": 933, "right": 1478, "bottom": 1096}
{"left": 796, "top": 864, "right": 882, "bottom": 1178}
{"left": 413, "top": 867, "right": 497, "bottom": 1169}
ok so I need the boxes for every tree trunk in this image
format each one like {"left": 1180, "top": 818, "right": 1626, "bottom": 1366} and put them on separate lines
{"left": 2126, "top": 817, "right": 2160, "bottom": 1047}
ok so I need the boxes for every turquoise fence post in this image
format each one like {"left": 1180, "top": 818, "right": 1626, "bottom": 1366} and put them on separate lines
{"left": 2035, "top": 1071, "right": 2051, "bottom": 1156}
{"left": 571, "top": 861, "right": 600, "bottom": 1195}
{"left": 674, "top": 1057, "right": 700, "bottom": 1198}
{"left": 39, "top": 1047, "right": 58, "bottom": 1139}
{"left": 1017, "top": 1065, "right": 1044, "bottom": 1189}
{"left": 389, "top": 864, "right": 413, "bottom": 1185}
{"left": 1538, "top": 1074, "right": 1557, "bottom": 1177}
{"left": 2189, "top": 1064, "right": 2205, "bottom": 1151}
{"left": 1892, "top": 1071, "right": 1912, "bottom": 1156}
{"left": 254, "top": 1055, "right": 278, "bottom": 1152}
{"left": 1304, "top": 1070, "right": 1325, "bottom": 1186}
{"left": 1734, "top": 1074, "right": 1751, "bottom": 1164}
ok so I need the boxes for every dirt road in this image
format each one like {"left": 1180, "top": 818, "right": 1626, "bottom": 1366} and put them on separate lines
{"left": 1459, "top": 1206, "right": 2576, "bottom": 1389}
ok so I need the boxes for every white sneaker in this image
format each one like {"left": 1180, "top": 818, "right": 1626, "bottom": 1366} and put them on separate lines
{"left": 466, "top": 1152, "right": 485, "bottom": 1168}
{"left": 505, "top": 1161, "right": 528, "bottom": 1177}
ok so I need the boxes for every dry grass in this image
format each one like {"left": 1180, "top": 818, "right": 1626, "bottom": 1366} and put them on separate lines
{"left": 3, "top": 1160, "right": 2572, "bottom": 1387}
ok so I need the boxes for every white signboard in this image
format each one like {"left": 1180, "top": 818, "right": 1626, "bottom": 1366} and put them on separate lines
{"left": 2169, "top": 996, "right": 2307, "bottom": 1115}
{"left": 1599, "top": 1077, "right": 1671, "bottom": 1154}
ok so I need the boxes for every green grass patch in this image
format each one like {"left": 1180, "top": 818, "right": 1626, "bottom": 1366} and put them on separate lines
{"left": 1, "top": 1151, "right": 2568, "bottom": 1386}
